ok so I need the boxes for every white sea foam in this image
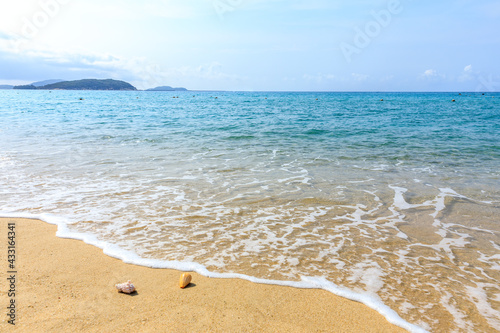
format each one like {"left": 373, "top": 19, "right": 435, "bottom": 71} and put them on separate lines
{"left": 2, "top": 91, "right": 500, "bottom": 332}
{"left": 0, "top": 211, "right": 427, "bottom": 333}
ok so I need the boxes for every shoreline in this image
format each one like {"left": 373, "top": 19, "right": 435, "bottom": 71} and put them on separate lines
{"left": 1, "top": 217, "right": 409, "bottom": 332}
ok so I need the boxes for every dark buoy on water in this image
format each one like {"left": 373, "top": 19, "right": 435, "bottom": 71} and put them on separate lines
{"left": 79, "top": 98, "right": 84, "bottom": 100}
{"left": 452, "top": 99, "right": 456, "bottom": 102}
{"left": 380, "top": 99, "right": 384, "bottom": 101}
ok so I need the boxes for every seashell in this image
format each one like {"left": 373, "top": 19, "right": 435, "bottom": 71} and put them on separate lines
{"left": 179, "top": 273, "right": 192, "bottom": 289}
{"left": 115, "top": 280, "right": 136, "bottom": 294}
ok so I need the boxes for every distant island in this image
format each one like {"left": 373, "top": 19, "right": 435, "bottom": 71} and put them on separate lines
{"left": 6, "top": 79, "right": 190, "bottom": 91}
{"left": 147, "top": 86, "right": 188, "bottom": 92}
{"left": 32, "top": 79, "right": 66, "bottom": 87}
{"left": 13, "top": 79, "right": 137, "bottom": 91}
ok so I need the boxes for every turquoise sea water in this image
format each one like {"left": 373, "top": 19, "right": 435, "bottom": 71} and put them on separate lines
{"left": 1, "top": 90, "right": 499, "bottom": 332}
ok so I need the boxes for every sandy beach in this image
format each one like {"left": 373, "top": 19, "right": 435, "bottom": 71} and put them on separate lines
{"left": 0, "top": 217, "right": 407, "bottom": 332}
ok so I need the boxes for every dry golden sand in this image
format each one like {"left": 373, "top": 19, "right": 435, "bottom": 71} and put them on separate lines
{"left": 0, "top": 218, "right": 407, "bottom": 332}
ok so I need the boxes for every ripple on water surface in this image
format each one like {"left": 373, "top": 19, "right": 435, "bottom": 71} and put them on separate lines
{"left": 0, "top": 90, "right": 499, "bottom": 332}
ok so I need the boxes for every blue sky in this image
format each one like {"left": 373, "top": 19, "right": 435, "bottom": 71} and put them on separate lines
{"left": 0, "top": 0, "right": 499, "bottom": 91}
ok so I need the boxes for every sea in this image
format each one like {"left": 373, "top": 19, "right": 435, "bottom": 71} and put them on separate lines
{"left": 0, "top": 90, "right": 499, "bottom": 332}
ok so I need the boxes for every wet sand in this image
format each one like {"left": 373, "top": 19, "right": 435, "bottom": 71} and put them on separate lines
{"left": 0, "top": 218, "right": 407, "bottom": 332}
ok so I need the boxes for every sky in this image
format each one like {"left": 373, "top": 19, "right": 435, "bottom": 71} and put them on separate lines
{"left": 0, "top": 0, "right": 499, "bottom": 91}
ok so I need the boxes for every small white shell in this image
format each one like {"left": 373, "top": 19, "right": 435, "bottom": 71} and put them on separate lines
{"left": 115, "top": 280, "right": 136, "bottom": 294}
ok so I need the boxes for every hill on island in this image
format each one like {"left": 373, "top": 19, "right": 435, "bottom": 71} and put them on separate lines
{"left": 41, "top": 79, "right": 137, "bottom": 90}
{"left": 147, "top": 86, "right": 188, "bottom": 91}
{"left": 32, "top": 79, "right": 66, "bottom": 87}
{"left": 14, "top": 79, "right": 137, "bottom": 91}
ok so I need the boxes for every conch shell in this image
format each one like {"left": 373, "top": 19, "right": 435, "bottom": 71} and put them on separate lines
{"left": 115, "top": 280, "right": 136, "bottom": 294}
{"left": 179, "top": 273, "right": 192, "bottom": 289}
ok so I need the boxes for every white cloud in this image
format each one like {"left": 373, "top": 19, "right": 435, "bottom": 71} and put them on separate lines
{"left": 130, "top": 61, "right": 246, "bottom": 90}
{"left": 303, "top": 73, "right": 336, "bottom": 83}
{"left": 0, "top": 31, "right": 246, "bottom": 89}
{"left": 420, "top": 69, "right": 445, "bottom": 81}
{"left": 423, "top": 69, "right": 437, "bottom": 77}
{"left": 0, "top": 32, "right": 146, "bottom": 83}
{"left": 458, "top": 64, "right": 476, "bottom": 82}
{"left": 0, "top": 33, "right": 121, "bottom": 68}
{"left": 351, "top": 73, "right": 369, "bottom": 81}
